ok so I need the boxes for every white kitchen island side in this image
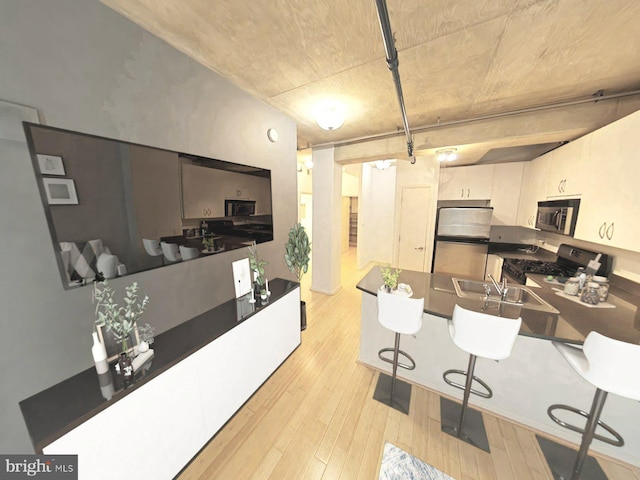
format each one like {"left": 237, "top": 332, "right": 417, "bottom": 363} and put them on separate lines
{"left": 41, "top": 285, "right": 301, "bottom": 480}
{"left": 358, "top": 282, "right": 640, "bottom": 467}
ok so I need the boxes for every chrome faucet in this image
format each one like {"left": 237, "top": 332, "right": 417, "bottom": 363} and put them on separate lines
{"left": 487, "top": 274, "right": 509, "bottom": 301}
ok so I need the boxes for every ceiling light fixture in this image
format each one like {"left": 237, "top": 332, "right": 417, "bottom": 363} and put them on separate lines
{"left": 436, "top": 148, "right": 458, "bottom": 162}
{"left": 375, "top": 159, "right": 392, "bottom": 170}
{"left": 304, "top": 159, "right": 314, "bottom": 169}
{"left": 315, "top": 105, "right": 345, "bottom": 131}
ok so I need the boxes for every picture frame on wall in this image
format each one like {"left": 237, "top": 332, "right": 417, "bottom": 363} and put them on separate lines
{"left": 96, "top": 324, "right": 140, "bottom": 362}
{"left": 37, "top": 154, "right": 65, "bottom": 175}
{"left": 43, "top": 178, "right": 78, "bottom": 205}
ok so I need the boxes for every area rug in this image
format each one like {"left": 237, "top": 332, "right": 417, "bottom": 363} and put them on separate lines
{"left": 379, "top": 442, "right": 454, "bottom": 480}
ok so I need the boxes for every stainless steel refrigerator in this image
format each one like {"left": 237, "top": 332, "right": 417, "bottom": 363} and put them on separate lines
{"left": 432, "top": 207, "right": 493, "bottom": 280}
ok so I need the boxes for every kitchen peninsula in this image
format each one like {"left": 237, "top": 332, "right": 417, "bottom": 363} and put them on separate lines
{"left": 20, "top": 279, "right": 301, "bottom": 479}
{"left": 357, "top": 267, "right": 640, "bottom": 466}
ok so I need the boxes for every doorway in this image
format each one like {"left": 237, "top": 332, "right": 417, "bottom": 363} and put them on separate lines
{"left": 397, "top": 186, "right": 432, "bottom": 271}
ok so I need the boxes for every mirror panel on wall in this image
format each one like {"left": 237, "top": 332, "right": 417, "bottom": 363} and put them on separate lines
{"left": 23, "top": 123, "right": 273, "bottom": 290}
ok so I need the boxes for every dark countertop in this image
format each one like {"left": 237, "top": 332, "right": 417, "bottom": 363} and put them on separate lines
{"left": 356, "top": 267, "right": 640, "bottom": 346}
{"left": 20, "top": 278, "right": 299, "bottom": 453}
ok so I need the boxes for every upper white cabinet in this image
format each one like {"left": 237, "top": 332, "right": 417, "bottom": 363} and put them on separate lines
{"left": 438, "top": 164, "right": 495, "bottom": 200}
{"left": 573, "top": 111, "right": 640, "bottom": 251}
{"left": 181, "top": 163, "right": 272, "bottom": 219}
{"left": 490, "top": 162, "right": 524, "bottom": 225}
{"left": 545, "top": 136, "right": 590, "bottom": 198}
{"left": 516, "top": 155, "right": 550, "bottom": 228}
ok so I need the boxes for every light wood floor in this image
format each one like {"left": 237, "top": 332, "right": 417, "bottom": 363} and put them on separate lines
{"left": 179, "top": 248, "right": 640, "bottom": 480}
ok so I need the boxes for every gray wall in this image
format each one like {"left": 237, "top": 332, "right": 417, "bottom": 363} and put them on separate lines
{"left": 0, "top": 0, "right": 297, "bottom": 453}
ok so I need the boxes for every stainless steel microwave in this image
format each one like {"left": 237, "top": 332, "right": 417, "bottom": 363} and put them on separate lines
{"left": 536, "top": 199, "right": 580, "bottom": 236}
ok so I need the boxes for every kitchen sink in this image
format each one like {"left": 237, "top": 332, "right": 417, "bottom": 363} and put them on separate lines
{"left": 451, "top": 278, "right": 559, "bottom": 314}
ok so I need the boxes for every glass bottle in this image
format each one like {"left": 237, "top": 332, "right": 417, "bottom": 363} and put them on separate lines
{"left": 118, "top": 352, "right": 134, "bottom": 385}
{"left": 576, "top": 267, "right": 587, "bottom": 290}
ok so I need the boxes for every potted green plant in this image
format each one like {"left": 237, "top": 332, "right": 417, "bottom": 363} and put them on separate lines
{"left": 94, "top": 280, "right": 150, "bottom": 355}
{"left": 380, "top": 265, "right": 401, "bottom": 292}
{"left": 247, "top": 242, "right": 268, "bottom": 297}
{"left": 202, "top": 236, "right": 215, "bottom": 252}
{"left": 284, "top": 223, "right": 311, "bottom": 330}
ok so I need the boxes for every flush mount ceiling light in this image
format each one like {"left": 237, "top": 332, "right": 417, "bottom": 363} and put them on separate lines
{"left": 436, "top": 148, "right": 458, "bottom": 162}
{"left": 315, "top": 105, "right": 345, "bottom": 131}
{"left": 375, "top": 159, "right": 392, "bottom": 170}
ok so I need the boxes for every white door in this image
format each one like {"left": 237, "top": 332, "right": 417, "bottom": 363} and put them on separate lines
{"left": 397, "top": 187, "right": 431, "bottom": 271}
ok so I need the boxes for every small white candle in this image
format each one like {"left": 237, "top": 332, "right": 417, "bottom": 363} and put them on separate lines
{"left": 265, "top": 278, "right": 269, "bottom": 291}
{"left": 250, "top": 288, "right": 255, "bottom": 302}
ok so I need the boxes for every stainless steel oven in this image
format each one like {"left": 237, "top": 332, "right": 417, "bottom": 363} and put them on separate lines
{"left": 536, "top": 199, "right": 580, "bottom": 236}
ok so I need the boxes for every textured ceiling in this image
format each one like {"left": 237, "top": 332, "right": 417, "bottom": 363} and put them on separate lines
{"left": 102, "top": 0, "right": 640, "bottom": 158}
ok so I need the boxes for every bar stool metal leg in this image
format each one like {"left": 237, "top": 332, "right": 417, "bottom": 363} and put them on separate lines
{"left": 537, "top": 387, "right": 620, "bottom": 480}
{"left": 457, "top": 354, "right": 477, "bottom": 440}
{"left": 440, "top": 354, "right": 491, "bottom": 453}
{"left": 374, "top": 333, "right": 415, "bottom": 415}
{"left": 571, "top": 389, "right": 608, "bottom": 480}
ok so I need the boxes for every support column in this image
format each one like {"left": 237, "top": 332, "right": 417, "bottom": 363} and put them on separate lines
{"left": 311, "top": 146, "right": 342, "bottom": 295}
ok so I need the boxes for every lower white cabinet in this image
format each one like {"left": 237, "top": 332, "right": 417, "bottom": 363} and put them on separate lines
{"left": 44, "top": 287, "right": 301, "bottom": 480}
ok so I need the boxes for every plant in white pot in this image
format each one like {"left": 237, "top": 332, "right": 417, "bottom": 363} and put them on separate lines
{"left": 380, "top": 265, "right": 402, "bottom": 292}
{"left": 284, "top": 223, "right": 311, "bottom": 330}
{"left": 94, "top": 280, "right": 149, "bottom": 382}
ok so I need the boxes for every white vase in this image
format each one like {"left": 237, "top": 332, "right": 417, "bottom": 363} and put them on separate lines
{"left": 97, "top": 253, "right": 117, "bottom": 279}
{"left": 91, "top": 332, "right": 109, "bottom": 374}
{"left": 137, "top": 340, "right": 149, "bottom": 353}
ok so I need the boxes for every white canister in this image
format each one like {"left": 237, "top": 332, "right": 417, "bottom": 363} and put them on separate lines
{"left": 563, "top": 277, "right": 580, "bottom": 296}
{"left": 592, "top": 276, "right": 610, "bottom": 302}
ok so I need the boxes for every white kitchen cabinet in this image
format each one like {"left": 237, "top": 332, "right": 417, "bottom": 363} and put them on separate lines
{"left": 545, "top": 136, "right": 590, "bottom": 198}
{"left": 181, "top": 163, "right": 272, "bottom": 219}
{"left": 490, "top": 162, "right": 524, "bottom": 225}
{"left": 438, "top": 164, "right": 495, "bottom": 200}
{"left": 517, "top": 155, "right": 550, "bottom": 228}
{"left": 573, "top": 110, "right": 640, "bottom": 252}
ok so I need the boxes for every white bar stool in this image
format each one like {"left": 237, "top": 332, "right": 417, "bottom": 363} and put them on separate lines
{"left": 179, "top": 245, "right": 200, "bottom": 260}
{"left": 160, "top": 242, "right": 182, "bottom": 263}
{"left": 373, "top": 290, "right": 424, "bottom": 415}
{"left": 537, "top": 332, "right": 640, "bottom": 480}
{"left": 441, "top": 304, "right": 521, "bottom": 453}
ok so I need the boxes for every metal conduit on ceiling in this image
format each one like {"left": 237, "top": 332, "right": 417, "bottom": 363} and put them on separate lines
{"left": 374, "top": 0, "right": 416, "bottom": 163}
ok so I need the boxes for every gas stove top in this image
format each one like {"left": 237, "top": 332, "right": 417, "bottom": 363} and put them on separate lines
{"left": 502, "top": 258, "right": 572, "bottom": 283}
{"left": 500, "top": 244, "right": 611, "bottom": 285}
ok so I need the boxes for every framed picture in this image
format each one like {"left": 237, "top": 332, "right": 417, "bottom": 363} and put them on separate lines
{"left": 232, "top": 258, "right": 252, "bottom": 298}
{"left": 43, "top": 178, "right": 78, "bottom": 205}
{"left": 96, "top": 324, "right": 140, "bottom": 362}
{"left": 37, "top": 154, "right": 65, "bottom": 175}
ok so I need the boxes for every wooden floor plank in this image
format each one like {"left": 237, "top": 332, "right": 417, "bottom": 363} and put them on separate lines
{"left": 178, "top": 249, "right": 638, "bottom": 480}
